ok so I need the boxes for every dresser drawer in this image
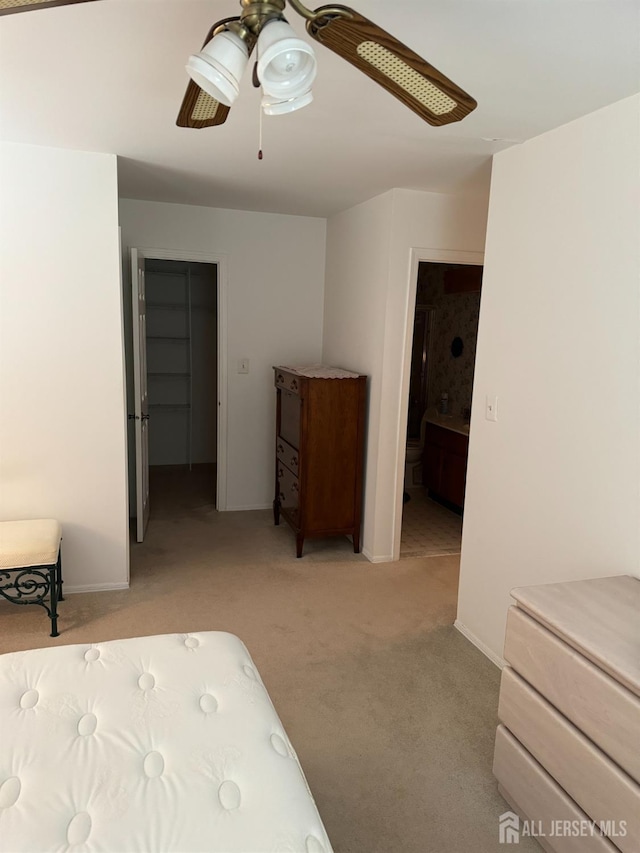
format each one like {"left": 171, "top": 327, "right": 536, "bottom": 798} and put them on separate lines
{"left": 277, "top": 465, "right": 299, "bottom": 521}
{"left": 505, "top": 605, "right": 640, "bottom": 783}
{"left": 276, "top": 436, "right": 299, "bottom": 477}
{"left": 499, "top": 667, "right": 639, "bottom": 853}
{"left": 494, "top": 725, "right": 618, "bottom": 853}
{"left": 274, "top": 369, "right": 301, "bottom": 394}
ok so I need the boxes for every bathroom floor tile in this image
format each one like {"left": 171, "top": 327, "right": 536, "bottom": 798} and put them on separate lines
{"left": 400, "top": 492, "right": 463, "bottom": 557}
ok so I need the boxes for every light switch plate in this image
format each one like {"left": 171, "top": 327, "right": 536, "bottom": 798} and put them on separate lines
{"left": 238, "top": 359, "right": 249, "bottom": 374}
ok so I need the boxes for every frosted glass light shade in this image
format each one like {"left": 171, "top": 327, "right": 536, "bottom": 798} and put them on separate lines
{"left": 262, "top": 90, "right": 314, "bottom": 115}
{"left": 186, "top": 30, "right": 249, "bottom": 107}
{"left": 257, "top": 20, "right": 317, "bottom": 100}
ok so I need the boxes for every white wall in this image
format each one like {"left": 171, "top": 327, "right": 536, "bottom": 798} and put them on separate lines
{"left": 119, "top": 199, "right": 326, "bottom": 511}
{"left": 322, "top": 191, "right": 394, "bottom": 559}
{"left": 457, "top": 94, "right": 640, "bottom": 664}
{"left": 189, "top": 270, "right": 218, "bottom": 464}
{"left": 0, "top": 142, "right": 129, "bottom": 592}
{"left": 323, "top": 189, "right": 488, "bottom": 560}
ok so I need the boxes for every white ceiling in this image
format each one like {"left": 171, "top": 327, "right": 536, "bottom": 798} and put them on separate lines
{"left": 0, "top": 0, "right": 638, "bottom": 217}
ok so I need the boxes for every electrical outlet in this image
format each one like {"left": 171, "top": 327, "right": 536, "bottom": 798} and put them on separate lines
{"left": 238, "top": 359, "right": 249, "bottom": 374}
{"left": 486, "top": 395, "right": 498, "bottom": 422}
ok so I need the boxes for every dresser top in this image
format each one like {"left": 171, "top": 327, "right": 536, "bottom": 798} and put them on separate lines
{"left": 276, "top": 365, "right": 364, "bottom": 380}
{"left": 511, "top": 575, "right": 640, "bottom": 698}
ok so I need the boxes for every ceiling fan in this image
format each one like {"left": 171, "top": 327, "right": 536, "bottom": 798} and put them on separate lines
{"left": 0, "top": 0, "right": 477, "bottom": 130}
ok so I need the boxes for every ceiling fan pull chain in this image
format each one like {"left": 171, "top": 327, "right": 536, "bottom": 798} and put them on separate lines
{"left": 258, "top": 100, "right": 264, "bottom": 160}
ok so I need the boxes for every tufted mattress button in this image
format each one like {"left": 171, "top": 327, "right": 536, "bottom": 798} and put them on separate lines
{"left": 270, "top": 733, "right": 289, "bottom": 757}
{"left": 199, "top": 694, "right": 218, "bottom": 714}
{"left": 67, "top": 812, "right": 92, "bottom": 845}
{"left": 77, "top": 713, "right": 97, "bottom": 737}
{"left": 0, "top": 777, "right": 21, "bottom": 809}
{"left": 137, "top": 672, "right": 155, "bottom": 691}
{"left": 84, "top": 648, "right": 100, "bottom": 663}
{"left": 218, "top": 780, "right": 241, "bottom": 811}
{"left": 143, "top": 751, "right": 165, "bottom": 778}
{"left": 306, "top": 835, "right": 326, "bottom": 853}
{"left": 184, "top": 636, "right": 199, "bottom": 649}
{"left": 19, "top": 689, "right": 39, "bottom": 710}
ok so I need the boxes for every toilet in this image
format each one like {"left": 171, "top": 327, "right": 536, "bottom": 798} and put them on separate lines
{"left": 405, "top": 410, "right": 429, "bottom": 490}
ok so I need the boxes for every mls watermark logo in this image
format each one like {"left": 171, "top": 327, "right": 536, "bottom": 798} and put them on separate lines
{"left": 499, "top": 811, "right": 520, "bottom": 844}
{"left": 498, "top": 810, "right": 627, "bottom": 844}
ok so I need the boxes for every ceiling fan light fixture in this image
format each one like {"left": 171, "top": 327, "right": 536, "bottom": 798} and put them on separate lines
{"left": 257, "top": 19, "right": 317, "bottom": 100}
{"left": 261, "top": 89, "right": 314, "bottom": 115}
{"left": 186, "top": 28, "right": 249, "bottom": 107}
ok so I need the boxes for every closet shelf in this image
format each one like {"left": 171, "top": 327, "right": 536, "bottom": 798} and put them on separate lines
{"left": 145, "top": 261, "right": 217, "bottom": 472}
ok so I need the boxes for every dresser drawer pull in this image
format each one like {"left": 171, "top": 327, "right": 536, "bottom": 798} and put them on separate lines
{"left": 279, "top": 492, "right": 285, "bottom": 502}
{"left": 290, "top": 379, "right": 298, "bottom": 391}
{"left": 277, "top": 373, "right": 284, "bottom": 385}
{"left": 291, "top": 482, "right": 299, "bottom": 493}
{"left": 277, "top": 443, "right": 284, "bottom": 454}
{"left": 277, "top": 467, "right": 284, "bottom": 478}
{"left": 291, "top": 456, "right": 298, "bottom": 467}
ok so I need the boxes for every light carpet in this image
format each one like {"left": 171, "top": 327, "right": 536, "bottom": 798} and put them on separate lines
{"left": 0, "top": 501, "right": 539, "bottom": 852}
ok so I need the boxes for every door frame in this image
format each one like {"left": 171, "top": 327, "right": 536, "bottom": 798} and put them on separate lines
{"left": 393, "top": 247, "right": 484, "bottom": 560}
{"left": 131, "top": 247, "right": 229, "bottom": 511}
{"left": 131, "top": 248, "right": 150, "bottom": 542}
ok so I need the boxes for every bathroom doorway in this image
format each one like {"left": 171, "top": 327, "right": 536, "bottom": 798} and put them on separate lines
{"left": 144, "top": 258, "right": 218, "bottom": 519}
{"left": 400, "top": 260, "right": 483, "bottom": 558}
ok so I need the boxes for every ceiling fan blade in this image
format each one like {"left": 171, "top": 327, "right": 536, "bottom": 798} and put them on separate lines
{"left": 0, "top": 0, "right": 97, "bottom": 15}
{"left": 176, "top": 82, "right": 231, "bottom": 129}
{"left": 306, "top": 6, "right": 477, "bottom": 126}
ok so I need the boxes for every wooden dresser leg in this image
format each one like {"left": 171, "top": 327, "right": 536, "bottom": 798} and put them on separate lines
{"left": 353, "top": 527, "right": 361, "bottom": 553}
{"left": 296, "top": 534, "right": 304, "bottom": 558}
{"left": 273, "top": 500, "right": 280, "bottom": 526}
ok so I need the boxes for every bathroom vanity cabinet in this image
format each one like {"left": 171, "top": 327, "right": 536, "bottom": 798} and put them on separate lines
{"left": 423, "top": 421, "right": 469, "bottom": 509}
{"left": 273, "top": 366, "right": 367, "bottom": 558}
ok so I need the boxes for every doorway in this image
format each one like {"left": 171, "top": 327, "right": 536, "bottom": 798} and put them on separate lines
{"left": 144, "top": 259, "right": 217, "bottom": 519}
{"left": 400, "top": 260, "right": 483, "bottom": 558}
{"left": 129, "top": 247, "right": 227, "bottom": 542}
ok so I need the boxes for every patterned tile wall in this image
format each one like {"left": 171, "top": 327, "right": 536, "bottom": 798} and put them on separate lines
{"left": 416, "top": 263, "right": 481, "bottom": 416}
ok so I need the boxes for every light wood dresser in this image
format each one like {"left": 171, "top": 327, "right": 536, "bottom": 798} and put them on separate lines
{"left": 493, "top": 575, "right": 640, "bottom": 853}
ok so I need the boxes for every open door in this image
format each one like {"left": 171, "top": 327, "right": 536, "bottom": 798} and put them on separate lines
{"left": 131, "top": 249, "right": 150, "bottom": 542}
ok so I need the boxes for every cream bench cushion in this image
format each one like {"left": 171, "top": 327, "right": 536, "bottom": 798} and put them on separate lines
{"left": 0, "top": 631, "right": 333, "bottom": 853}
{"left": 0, "top": 519, "right": 62, "bottom": 569}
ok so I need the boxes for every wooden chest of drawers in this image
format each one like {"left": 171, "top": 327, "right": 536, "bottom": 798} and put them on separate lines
{"left": 493, "top": 575, "right": 640, "bottom": 853}
{"left": 273, "top": 366, "right": 367, "bottom": 558}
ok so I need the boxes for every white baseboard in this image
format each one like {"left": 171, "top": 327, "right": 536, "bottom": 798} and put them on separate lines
{"left": 454, "top": 619, "right": 505, "bottom": 669}
{"left": 63, "top": 582, "right": 130, "bottom": 594}
{"left": 221, "top": 504, "right": 272, "bottom": 512}
{"left": 362, "top": 547, "right": 394, "bottom": 563}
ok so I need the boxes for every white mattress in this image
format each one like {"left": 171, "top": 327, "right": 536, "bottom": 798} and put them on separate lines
{"left": 0, "top": 632, "right": 333, "bottom": 853}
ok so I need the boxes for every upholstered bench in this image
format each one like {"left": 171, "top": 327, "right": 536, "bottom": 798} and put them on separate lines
{"left": 0, "top": 631, "right": 333, "bottom": 853}
{"left": 0, "top": 519, "right": 63, "bottom": 637}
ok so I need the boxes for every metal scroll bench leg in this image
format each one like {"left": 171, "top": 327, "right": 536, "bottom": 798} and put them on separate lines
{"left": 0, "top": 519, "right": 64, "bottom": 637}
